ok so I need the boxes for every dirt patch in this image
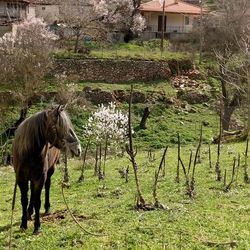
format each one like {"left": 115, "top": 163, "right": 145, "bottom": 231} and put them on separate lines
{"left": 42, "top": 209, "right": 91, "bottom": 223}
{"left": 42, "top": 210, "right": 67, "bottom": 222}
{"left": 83, "top": 87, "right": 148, "bottom": 105}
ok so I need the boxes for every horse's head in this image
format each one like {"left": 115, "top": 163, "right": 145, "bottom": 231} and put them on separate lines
{"left": 46, "top": 105, "right": 81, "bottom": 157}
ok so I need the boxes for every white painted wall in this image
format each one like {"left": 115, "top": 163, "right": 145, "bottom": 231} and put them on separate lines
{"left": 144, "top": 12, "right": 195, "bottom": 33}
{"left": 35, "top": 4, "right": 59, "bottom": 24}
{"left": 27, "top": 5, "right": 36, "bottom": 20}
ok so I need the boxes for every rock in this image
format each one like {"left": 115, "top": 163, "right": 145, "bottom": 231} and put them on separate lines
{"left": 83, "top": 88, "right": 116, "bottom": 105}
{"left": 177, "top": 90, "right": 210, "bottom": 104}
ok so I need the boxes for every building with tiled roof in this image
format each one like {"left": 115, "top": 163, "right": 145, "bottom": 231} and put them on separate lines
{"left": 0, "top": 0, "right": 34, "bottom": 35}
{"left": 139, "top": 0, "right": 206, "bottom": 40}
{"left": 0, "top": 0, "right": 30, "bottom": 24}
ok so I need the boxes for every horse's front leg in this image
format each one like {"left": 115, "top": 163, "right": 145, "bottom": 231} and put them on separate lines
{"left": 33, "top": 180, "right": 44, "bottom": 235}
{"left": 44, "top": 167, "right": 55, "bottom": 215}
{"left": 18, "top": 180, "right": 29, "bottom": 230}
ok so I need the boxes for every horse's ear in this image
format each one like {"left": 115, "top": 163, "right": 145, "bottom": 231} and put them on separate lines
{"left": 60, "top": 103, "right": 68, "bottom": 111}
{"left": 54, "top": 105, "right": 64, "bottom": 116}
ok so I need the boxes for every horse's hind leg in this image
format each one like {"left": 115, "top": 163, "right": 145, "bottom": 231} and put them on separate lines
{"left": 27, "top": 181, "right": 34, "bottom": 220}
{"left": 33, "top": 181, "right": 43, "bottom": 234}
{"left": 18, "top": 180, "right": 29, "bottom": 230}
{"left": 44, "top": 167, "right": 55, "bottom": 214}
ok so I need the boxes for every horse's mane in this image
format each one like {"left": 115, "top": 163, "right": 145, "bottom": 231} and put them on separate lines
{"left": 13, "top": 109, "right": 72, "bottom": 157}
{"left": 13, "top": 111, "right": 47, "bottom": 157}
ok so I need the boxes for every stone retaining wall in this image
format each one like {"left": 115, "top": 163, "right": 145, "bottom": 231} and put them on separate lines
{"left": 53, "top": 58, "right": 173, "bottom": 82}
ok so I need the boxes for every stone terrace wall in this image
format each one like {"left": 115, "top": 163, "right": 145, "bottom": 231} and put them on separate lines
{"left": 53, "top": 59, "right": 172, "bottom": 82}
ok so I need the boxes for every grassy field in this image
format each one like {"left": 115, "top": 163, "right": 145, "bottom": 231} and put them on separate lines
{"left": 1, "top": 79, "right": 220, "bottom": 149}
{"left": 54, "top": 41, "right": 189, "bottom": 62}
{"left": 0, "top": 142, "right": 250, "bottom": 249}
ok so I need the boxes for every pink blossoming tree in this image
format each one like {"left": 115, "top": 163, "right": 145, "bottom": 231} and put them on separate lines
{"left": 92, "top": 0, "right": 145, "bottom": 41}
{"left": 0, "top": 18, "right": 58, "bottom": 135}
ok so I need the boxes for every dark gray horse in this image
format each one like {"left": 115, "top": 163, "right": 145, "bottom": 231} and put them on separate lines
{"left": 13, "top": 105, "right": 81, "bottom": 234}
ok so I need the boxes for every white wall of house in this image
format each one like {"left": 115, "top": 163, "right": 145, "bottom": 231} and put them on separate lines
{"left": 27, "top": 5, "right": 36, "bottom": 20}
{"left": 35, "top": 4, "right": 59, "bottom": 24}
{"left": 144, "top": 12, "right": 194, "bottom": 33}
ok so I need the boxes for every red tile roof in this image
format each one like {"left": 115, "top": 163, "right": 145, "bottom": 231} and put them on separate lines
{"left": 1, "top": 0, "right": 30, "bottom": 3}
{"left": 140, "top": 0, "right": 206, "bottom": 15}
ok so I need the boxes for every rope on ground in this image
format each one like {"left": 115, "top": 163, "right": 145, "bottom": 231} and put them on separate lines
{"left": 61, "top": 184, "right": 106, "bottom": 237}
{"left": 9, "top": 181, "right": 17, "bottom": 250}
{"left": 61, "top": 150, "right": 106, "bottom": 237}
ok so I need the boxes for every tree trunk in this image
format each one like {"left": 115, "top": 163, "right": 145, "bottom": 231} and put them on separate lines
{"left": 139, "top": 107, "right": 150, "bottom": 129}
{"left": 222, "top": 105, "right": 235, "bottom": 131}
{"left": 219, "top": 65, "right": 242, "bottom": 132}
{"left": 74, "top": 29, "right": 81, "bottom": 53}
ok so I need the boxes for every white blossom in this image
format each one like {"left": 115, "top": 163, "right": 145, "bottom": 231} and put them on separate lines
{"left": 83, "top": 102, "right": 130, "bottom": 145}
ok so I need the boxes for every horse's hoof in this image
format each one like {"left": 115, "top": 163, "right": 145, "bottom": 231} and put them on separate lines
{"left": 33, "top": 228, "right": 41, "bottom": 235}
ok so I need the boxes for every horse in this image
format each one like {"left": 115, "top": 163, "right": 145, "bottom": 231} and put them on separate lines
{"left": 12, "top": 105, "right": 81, "bottom": 234}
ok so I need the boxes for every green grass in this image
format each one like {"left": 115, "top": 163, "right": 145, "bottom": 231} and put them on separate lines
{"left": 77, "top": 80, "right": 176, "bottom": 95}
{"left": 0, "top": 142, "right": 250, "bottom": 249}
{"left": 89, "top": 48, "right": 187, "bottom": 61}
{"left": 54, "top": 41, "right": 189, "bottom": 61}
{"left": 0, "top": 79, "right": 218, "bottom": 149}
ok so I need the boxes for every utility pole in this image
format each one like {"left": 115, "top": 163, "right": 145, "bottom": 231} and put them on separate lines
{"left": 199, "top": 0, "right": 203, "bottom": 64}
{"left": 160, "top": 0, "right": 166, "bottom": 52}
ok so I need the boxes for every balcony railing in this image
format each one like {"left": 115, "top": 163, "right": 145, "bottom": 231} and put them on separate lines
{"left": 0, "top": 7, "right": 23, "bottom": 20}
{"left": 145, "top": 25, "right": 193, "bottom": 34}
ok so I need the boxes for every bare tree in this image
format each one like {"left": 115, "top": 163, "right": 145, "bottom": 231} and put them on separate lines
{"left": 59, "top": 0, "right": 102, "bottom": 53}
{"left": 203, "top": 0, "right": 249, "bottom": 131}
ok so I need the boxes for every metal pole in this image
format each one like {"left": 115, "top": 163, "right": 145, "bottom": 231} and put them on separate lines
{"left": 161, "top": 0, "right": 166, "bottom": 52}
{"left": 199, "top": 0, "right": 203, "bottom": 64}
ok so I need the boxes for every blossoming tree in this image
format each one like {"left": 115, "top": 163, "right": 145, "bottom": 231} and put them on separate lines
{"left": 0, "top": 18, "right": 58, "bottom": 99}
{"left": 59, "top": 0, "right": 103, "bottom": 53}
{"left": 0, "top": 18, "right": 58, "bottom": 137}
{"left": 60, "top": 0, "right": 146, "bottom": 51}
{"left": 83, "top": 102, "right": 129, "bottom": 178}
{"left": 92, "top": 0, "right": 146, "bottom": 41}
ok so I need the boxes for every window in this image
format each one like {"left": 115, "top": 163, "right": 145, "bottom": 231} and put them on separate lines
{"left": 42, "top": 6, "right": 46, "bottom": 10}
{"left": 185, "top": 16, "right": 190, "bottom": 25}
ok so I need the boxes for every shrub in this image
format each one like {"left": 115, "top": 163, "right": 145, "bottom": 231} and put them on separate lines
{"left": 143, "top": 39, "right": 170, "bottom": 50}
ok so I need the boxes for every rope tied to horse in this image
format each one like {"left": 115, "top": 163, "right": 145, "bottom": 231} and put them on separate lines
{"left": 61, "top": 150, "right": 106, "bottom": 237}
